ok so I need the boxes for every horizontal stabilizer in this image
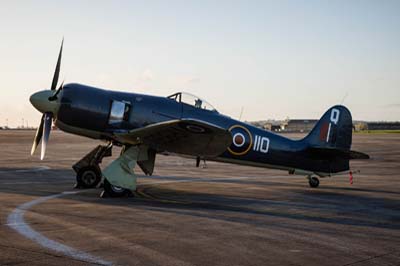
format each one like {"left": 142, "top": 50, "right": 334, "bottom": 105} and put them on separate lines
{"left": 307, "top": 147, "right": 370, "bottom": 160}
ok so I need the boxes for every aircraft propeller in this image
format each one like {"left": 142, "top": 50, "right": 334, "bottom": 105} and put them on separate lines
{"left": 30, "top": 39, "right": 64, "bottom": 160}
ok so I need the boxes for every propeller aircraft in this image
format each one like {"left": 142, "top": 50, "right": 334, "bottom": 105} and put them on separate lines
{"left": 30, "top": 41, "right": 369, "bottom": 197}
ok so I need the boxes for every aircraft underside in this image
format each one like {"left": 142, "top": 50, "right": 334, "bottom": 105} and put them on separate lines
{"left": 70, "top": 140, "right": 341, "bottom": 197}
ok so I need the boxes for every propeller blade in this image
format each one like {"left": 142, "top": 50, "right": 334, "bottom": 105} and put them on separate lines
{"left": 31, "top": 114, "right": 45, "bottom": 155}
{"left": 50, "top": 38, "right": 63, "bottom": 91}
{"left": 48, "top": 81, "right": 64, "bottom": 101}
{"left": 40, "top": 112, "right": 53, "bottom": 160}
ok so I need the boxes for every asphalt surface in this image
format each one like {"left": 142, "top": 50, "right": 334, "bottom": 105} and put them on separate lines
{"left": 0, "top": 130, "right": 399, "bottom": 266}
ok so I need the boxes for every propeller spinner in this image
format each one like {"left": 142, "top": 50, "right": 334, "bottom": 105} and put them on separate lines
{"left": 30, "top": 39, "right": 64, "bottom": 160}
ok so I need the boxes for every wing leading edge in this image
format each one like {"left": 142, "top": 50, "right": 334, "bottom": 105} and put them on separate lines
{"left": 113, "top": 119, "right": 232, "bottom": 157}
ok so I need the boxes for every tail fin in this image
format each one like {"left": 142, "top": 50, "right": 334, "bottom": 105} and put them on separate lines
{"left": 303, "top": 105, "right": 353, "bottom": 150}
{"left": 302, "top": 105, "right": 369, "bottom": 174}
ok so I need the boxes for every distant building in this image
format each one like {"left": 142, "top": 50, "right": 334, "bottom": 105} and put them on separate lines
{"left": 366, "top": 122, "right": 400, "bottom": 130}
{"left": 249, "top": 119, "right": 400, "bottom": 133}
{"left": 271, "top": 125, "right": 282, "bottom": 132}
{"left": 284, "top": 119, "right": 318, "bottom": 133}
{"left": 263, "top": 122, "right": 283, "bottom": 132}
{"left": 354, "top": 122, "right": 368, "bottom": 131}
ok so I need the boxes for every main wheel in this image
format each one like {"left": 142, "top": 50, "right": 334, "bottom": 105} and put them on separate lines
{"left": 309, "top": 176, "right": 320, "bottom": 188}
{"left": 102, "top": 179, "right": 131, "bottom": 197}
{"left": 76, "top": 166, "right": 102, "bottom": 189}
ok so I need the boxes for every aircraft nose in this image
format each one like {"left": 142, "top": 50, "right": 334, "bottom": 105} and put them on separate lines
{"left": 30, "top": 90, "right": 60, "bottom": 114}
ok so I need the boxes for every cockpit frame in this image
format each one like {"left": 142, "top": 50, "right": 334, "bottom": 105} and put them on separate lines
{"left": 167, "top": 92, "right": 218, "bottom": 113}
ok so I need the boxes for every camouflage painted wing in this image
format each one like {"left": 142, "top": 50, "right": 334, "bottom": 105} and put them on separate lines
{"left": 113, "top": 119, "right": 232, "bottom": 157}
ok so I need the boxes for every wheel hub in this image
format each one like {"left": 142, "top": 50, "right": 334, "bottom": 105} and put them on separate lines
{"left": 82, "top": 170, "right": 97, "bottom": 185}
{"left": 111, "top": 185, "right": 124, "bottom": 193}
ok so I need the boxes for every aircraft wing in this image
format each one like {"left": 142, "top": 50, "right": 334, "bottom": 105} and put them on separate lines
{"left": 113, "top": 119, "right": 232, "bottom": 157}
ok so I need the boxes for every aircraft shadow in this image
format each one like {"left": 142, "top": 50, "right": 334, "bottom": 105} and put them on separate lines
{"left": 1, "top": 168, "right": 399, "bottom": 232}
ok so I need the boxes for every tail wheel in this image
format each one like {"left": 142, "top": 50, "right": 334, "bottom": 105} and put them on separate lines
{"left": 309, "top": 176, "right": 320, "bottom": 188}
{"left": 102, "top": 179, "right": 131, "bottom": 198}
{"left": 76, "top": 166, "right": 102, "bottom": 188}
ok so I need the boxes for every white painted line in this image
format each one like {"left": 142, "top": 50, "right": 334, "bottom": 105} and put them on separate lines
{"left": 7, "top": 191, "right": 112, "bottom": 266}
{"left": 326, "top": 122, "right": 331, "bottom": 142}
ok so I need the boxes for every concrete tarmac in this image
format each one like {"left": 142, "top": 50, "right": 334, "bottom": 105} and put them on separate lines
{"left": 0, "top": 130, "right": 399, "bottom": 266}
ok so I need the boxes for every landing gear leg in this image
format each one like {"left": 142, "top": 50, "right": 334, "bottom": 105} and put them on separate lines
{"left": 308, "top": 175, "right": 320, "bottom": 188}
{"left": 72, "top": 143, "right": 112, "bottom": 189}
{"left": 196, "top": 156, "right": 207, "bottom": 169}
{"left": 100, "top": 145, "right": 143, "bottom": 198}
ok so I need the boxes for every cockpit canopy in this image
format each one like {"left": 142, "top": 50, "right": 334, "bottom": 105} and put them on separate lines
{"left": 167, "top": 92, "right": 218, "bottom": 113}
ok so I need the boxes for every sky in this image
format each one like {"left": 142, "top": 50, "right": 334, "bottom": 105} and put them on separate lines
{"left": 1, "top": 0, "right": 399, "bottom": 127}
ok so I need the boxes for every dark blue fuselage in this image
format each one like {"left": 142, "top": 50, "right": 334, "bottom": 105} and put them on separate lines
{"left": 56, "top": 83, "right": 350, "bottom": 176}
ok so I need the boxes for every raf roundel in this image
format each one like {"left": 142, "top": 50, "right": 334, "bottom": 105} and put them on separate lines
{"left": 227, "top": 125, "right": 253, "bottom": 156}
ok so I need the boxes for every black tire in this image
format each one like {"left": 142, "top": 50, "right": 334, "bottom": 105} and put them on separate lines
{"left": 309, "top": 176, "right": 320, "bottom": 188}
{"left": 76, "top": 166, "right": 102, "bottom": 189}
{"left": 103, "top": 179, "right": 131, "bottom": 197}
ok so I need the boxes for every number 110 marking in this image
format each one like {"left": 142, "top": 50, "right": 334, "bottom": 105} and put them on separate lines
{"left": 253, "top": 135, "right": 270, "bottom": 153}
